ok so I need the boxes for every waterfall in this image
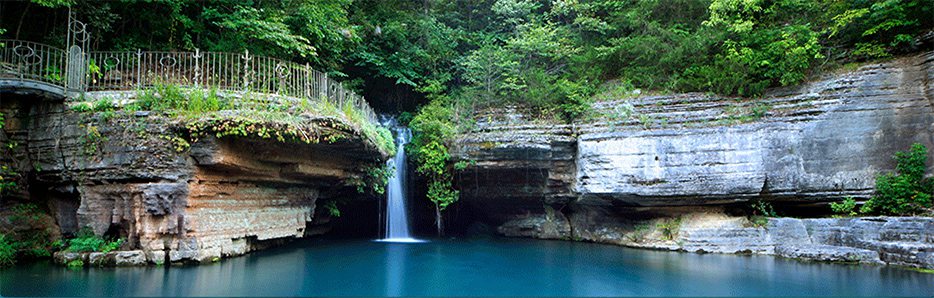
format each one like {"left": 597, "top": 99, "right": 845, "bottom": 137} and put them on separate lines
{"left": 377, "top": 119, "right": 423, "bottom": 243}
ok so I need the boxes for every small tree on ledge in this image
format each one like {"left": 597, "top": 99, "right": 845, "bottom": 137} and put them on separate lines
{"left": 860, "top": 143, "right": 933, "bottom": 216}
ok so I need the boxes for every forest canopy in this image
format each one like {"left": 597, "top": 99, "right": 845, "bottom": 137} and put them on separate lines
{"left": 3, "top": 0, "right": 931, "bottom": 113}
{"left": 2, "top": 0, "right": 932, "bottom": 214}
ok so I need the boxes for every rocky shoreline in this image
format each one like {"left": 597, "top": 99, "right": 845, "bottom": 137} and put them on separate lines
{"left": 499, "top": 212, "right": 934, "bottom": 269}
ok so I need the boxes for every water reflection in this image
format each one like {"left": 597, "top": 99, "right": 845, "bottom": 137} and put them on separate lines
{"left": 2, "top": 237, "right": 932, "bottom": 296}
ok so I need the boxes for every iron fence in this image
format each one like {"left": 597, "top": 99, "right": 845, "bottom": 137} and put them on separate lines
{"left": 0, "top": 39, "right": 378, "bottom": 125}
{"left": 0, "top": 39, "right": 68, "bottom": 88}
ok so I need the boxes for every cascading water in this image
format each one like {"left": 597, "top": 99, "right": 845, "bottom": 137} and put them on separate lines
{"left": 377, "top": 119, "right": 423, "bottom": 243}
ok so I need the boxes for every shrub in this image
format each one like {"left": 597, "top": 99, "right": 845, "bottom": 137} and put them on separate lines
{"left": 0, "top": 165, "right": 18, "bottom": 195}
{"left": 656, "top": 218, "right": 682, "bottom": 241}
{"left": 66, "top": 259, "right": 84, "bottom": 268}
{"left": 751, "top": 200, "right": 778, "bottom": 217}
{"left": 92, "top": 98, "right": 115, "bottom": 112}
{"left": 0, "top": 234, "right": 16, "bottom": 267}
{"left": 8, "top": 204, "right": 40, "bottom": 224}
{"left": 830, "top": 196, "right": 859, "bottom": 217}
{"left": 625, "top": 224, "right": 650, "bottom": 243}
{"left": 66, "top": 228, "right": 123, "bottom": 253}
{"left": 323, "top": 200, "right": 341, "bottom": 218}
{"left": 862, "top": 143, "right": 932, "bottom": 215}
{"left": 749, "top": 200, "right": 778, "bottom": 227}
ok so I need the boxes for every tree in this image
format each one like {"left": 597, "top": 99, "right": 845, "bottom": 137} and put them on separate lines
{"left": 862, "top": 143, "right": 933, "bottom": 215}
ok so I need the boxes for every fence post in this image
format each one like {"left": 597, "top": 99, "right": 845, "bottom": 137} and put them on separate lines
{"left": 136, "top": 49, "right": 142, "bottom": 89}
{"left": 304, "top": 63, "right": 311, "bottom": 99}
{"left": 241, "top": 49, "right": 252, "bottom": 92}
{"left": 322, "top": 73, "right": 329, "bottom": 102}
{"left": 275, "top": 62, "right": 285, "bottom": 95}
{"left": 193, "top": 48, "right": 202, "bottom": 88}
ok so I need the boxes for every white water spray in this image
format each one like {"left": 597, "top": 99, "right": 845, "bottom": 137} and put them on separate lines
{"left": 377, "top": 119, "right": 423, "bottom": 243}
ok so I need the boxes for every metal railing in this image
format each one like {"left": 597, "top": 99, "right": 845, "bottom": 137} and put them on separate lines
{"left": 0, "top": 40, "right": 67, "bottom": 88}
{"left": 0, "top": 39, "right": 378, "bottom": 125}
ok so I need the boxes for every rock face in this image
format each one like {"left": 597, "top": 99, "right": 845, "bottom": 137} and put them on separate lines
{"left": 3, "top": 95, "right": 387, "bottom": 265}
{"left": 453, "top": 52, "right": 934, "bottom": 268}
{"left": 454, "top": 51, "right": 934, "bottom": 208}
{"left": 576, "top": 53, "right": 934, "bottom": 205}
{"left": 498, "top": 211, "right": 934, "bottom": 268}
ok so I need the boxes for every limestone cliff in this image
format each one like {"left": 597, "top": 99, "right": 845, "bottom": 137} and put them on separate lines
{"left": 451, "top": 51, "right": 934, "bottom": 268}
{"left": 453, "top": 51, "right": 934, "bottom": 209}
{"left": 1, "top": 95, "right": 388, "bottom": 264}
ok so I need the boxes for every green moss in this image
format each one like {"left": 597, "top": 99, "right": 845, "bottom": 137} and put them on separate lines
{"left": 907, "top": 267, "right": 934, "bottom": 274}
{"left": 66, "top": 259, "right": 85, "bottom": 269}
{"left": 159, "top": 135, "right": 191, "bottom": 153}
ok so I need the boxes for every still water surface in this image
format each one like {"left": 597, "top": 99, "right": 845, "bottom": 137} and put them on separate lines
{"left": 2, "top": 237, "right": 932, "bottom": 296}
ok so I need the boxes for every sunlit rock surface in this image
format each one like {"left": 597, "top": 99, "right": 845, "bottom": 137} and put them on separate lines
{"left": 453, "top": 51, "right": 934, "bottom": 208}
{"left": 453, "top": 51, "right": 934, "bottom": 268}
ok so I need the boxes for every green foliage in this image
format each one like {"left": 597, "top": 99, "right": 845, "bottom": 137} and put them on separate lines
{"left": 323, "top": 200, "right": 341, "bottom": 218}
{"left": 92, "top": 98, "right": 115, "bottom": 112}
{"left": 656, "top": 218, "right": 682, "bottom": 241}
{"left": 8, "top": 204, "right": 41, "bottom": 224}
{"left": 160, "top": 136, "right": 191, "bottom": 153}
{"left": 79, "top": 124, "right": 106, "bottom": 156}
{"left": 749, "top": 200, "right": 778, "bottom": 227}
{"left": 2, "top": 204, "right": 61, "bottom": 262}
{"left": 203, "top": 5, "right": 316, "bottom": 57}
{"left": 30, "top": 0, "right": 74, "bottom": 8}
{"left": 66, "top": 259, "right": 84, "bottom": 268}
{"left": 44, "top": 65, "right": 64, "bottom": 83}
{"left": 453, "top": 160, "right": 475, "bottom": 171}
{"left": 0, "top": 234, "right": 16, "bottom": 267}
{"left": 128, "top": 83, "right": 392, "bottom": 157}
{"left": 833, "top": 0, "right": 933, "bottom": 59}
{"left": 408, "top": 98, "right": 461, "bottom": 212}
{"left": 694, "top": 0, "right": 825, "bottom": 96}
{"left": 830, "top": 196, "right": 859, "bottom": 217}
{"left": 862, "top": 143, "right": 932, "bottom": 215}
{"left": 0, "top": 165, "right": 19, "bottom": 195}
{"left": 427, "top": 178, "right": 459, "bottom": 211}
{"left": 350, "top": 164, "right": 393, "bottom": 195}
{"left": 66, "top": 228, "right": 123, "bottom": 253}
{"left": 625, "top": 224, "right": 651, "bottom": 243}
{"left": 751, "top": 200, "right": 778, "bottom": 217}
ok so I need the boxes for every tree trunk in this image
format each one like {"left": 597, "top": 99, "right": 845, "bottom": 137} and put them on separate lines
{"left": 15, "top": 2, "right": 32, "bottom": 39}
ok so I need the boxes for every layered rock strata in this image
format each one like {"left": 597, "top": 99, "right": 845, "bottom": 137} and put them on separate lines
{"left": 2, "top": 96, "right": 386, "bottom": 265}
{"left": 453, "top": 51, "right": 934, "bottom": 268}
{"left": 499, "top": 211, "right": 934, "bottom": 269}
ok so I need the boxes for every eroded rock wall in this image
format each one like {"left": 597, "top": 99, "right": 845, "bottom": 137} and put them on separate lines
{"left": 454, "top": 51, "right": 934, "bottom": 210}
{"left": 499, "top": 210, "right": 934, "bottom": 268}
{"left": 577, "top": 51, "right": 934, "bottom": 205}
{"left": 9, "top": 99, "right": 385, "bottom": 264}
{"left": 453, "top": 52, "right": 934, "bottom": 268}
